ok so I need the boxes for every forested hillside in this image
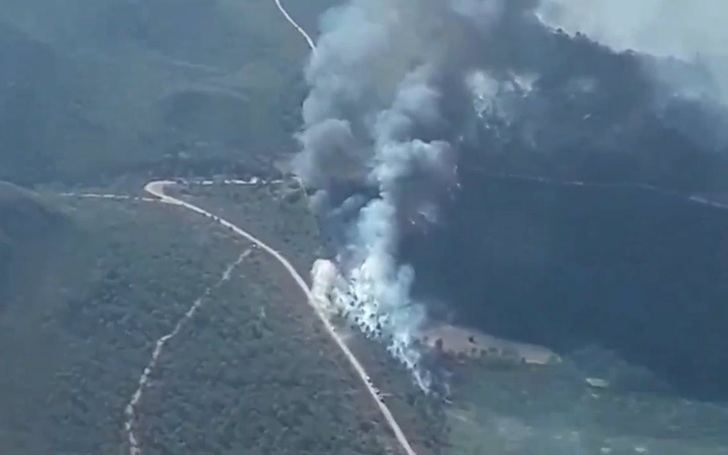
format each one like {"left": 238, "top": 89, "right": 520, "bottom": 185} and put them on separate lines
{"left": 0, "top": 0, "right": 320, "bottom": 186}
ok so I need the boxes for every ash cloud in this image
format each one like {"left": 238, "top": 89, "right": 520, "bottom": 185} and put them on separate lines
{"left": 295, "top": 0, "right": 728, "bottom": 395}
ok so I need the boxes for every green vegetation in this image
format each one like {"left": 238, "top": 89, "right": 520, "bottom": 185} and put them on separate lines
{"left": 0, "top": 182, "right": 67, "bottom": 300}
{"left": 1, "top": 195, "right": 242, "bottom": 453}
{"left": 175, "top": 181, "right": 323, "bottom": 279}
{"left": 1, "top": 185, "right": 429, "bottom": 454}
{"left": 344, "top": 332, "right": 451, "bottom": 455}
{"left": 442, "top": 353, "right": 728, "bottom": 455}
{"left": 176, "top": 181, "right": 451, "bottom": 454}
{"left": 137, "top": 249, "right": 394, "bottom": 455}
{"left": 0, "top": 1, "right": 444, "bottom": 451}
{"left": 0, "top": 0, "right": 337, "bottom": 186}
{"left": 0, "top": 1, "right": 448, "bottom": 453}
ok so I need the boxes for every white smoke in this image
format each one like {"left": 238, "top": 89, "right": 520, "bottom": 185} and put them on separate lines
{"left": 310, "top": 66, "right": 456, "bottom": 391}
{"left": 298, "top": 0, "right": 501, "bottom": 390}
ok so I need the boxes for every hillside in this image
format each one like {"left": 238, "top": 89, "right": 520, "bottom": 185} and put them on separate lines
{"left": 0, "top": 181, "right": 68, "bottom": 301}
{"left": 0, "top": 188, "right": 408, "bottom": 454}
{"left": 0, "top": 0, "right": 325, "bottom": 186}
{"left": 0, "top": 182, "right": 61, "bottom": 237}
{"left": 405, "top": 173, "right": 728, "bottom": 400}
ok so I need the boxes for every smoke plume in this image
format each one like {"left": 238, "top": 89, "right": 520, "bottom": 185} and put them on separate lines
{"left": 295, "top": 0, "right": 498, "bottom": 387}
{"left": 295, "top": 0, "right": 728, "bottom": 393}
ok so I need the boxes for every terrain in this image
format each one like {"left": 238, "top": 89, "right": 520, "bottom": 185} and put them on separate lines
{"left": 402, "top": 173, "right": 728, "bottom": 454}
{"left": 0, "top": 183, "right": 422, "bottom": 454}
{"left": 405, "top": 173, "right": 728, "bottom": 400}
{"left": 1, "top": 0, "right": 436, "bottom": 453}
{"left": 444, "top": 349, "right": 728, "bottom": 455}
{"left": 0, "top": 181, "right": 67, "bottom": 302}
{"left": 0, "top": 0, "right": 321, "bottom": 186}
{"left": 0, "top": 0, "right": 441, "bottom": 453}
{"left": 171, "top": 179, "right": 446, "bottom": 454}
{"left": 3, "top": 1, "right": 728, "bottom": 455}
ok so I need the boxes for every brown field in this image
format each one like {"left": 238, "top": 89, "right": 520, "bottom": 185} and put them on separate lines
{"left": 417, "top": 324, "right": 560, "bottom": 365}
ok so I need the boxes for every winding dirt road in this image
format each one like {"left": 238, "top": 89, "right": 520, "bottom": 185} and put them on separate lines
{"left": 144, "top": 180, "right": 418, "bottom": 455}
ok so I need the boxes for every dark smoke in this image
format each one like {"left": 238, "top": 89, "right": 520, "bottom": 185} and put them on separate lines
{"left": 296, "top": 0, "right": 728, "bottom": 398}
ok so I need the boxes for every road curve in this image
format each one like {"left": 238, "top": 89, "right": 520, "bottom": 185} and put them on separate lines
{"left": 273, "top": 0, "right": 317, "bottom": 51}
{"left": 144, "top": 181, "right": 418, "bottom": 455}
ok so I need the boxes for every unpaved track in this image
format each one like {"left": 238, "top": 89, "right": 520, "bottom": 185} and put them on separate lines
{"left": 274, "top": 0, "right": 317, "bottom": 51}
{"left": 124, "top": 248, "right": 252, "bottom": 455}
{"left": 145, "top": 181, "right": 419, "bottom": 455}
